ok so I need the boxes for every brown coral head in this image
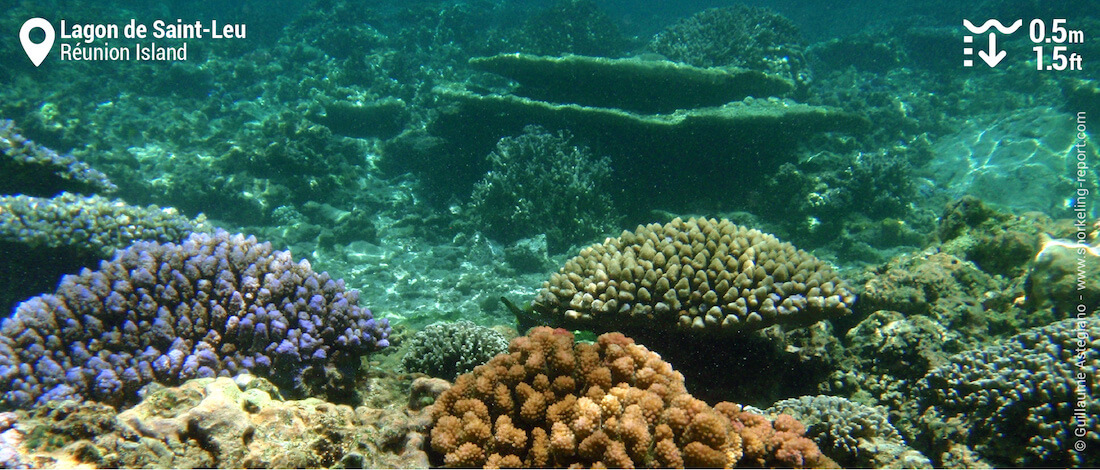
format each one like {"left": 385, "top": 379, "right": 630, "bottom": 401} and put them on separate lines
{"left": 533, "top": 217, "right": 856, "bottom": 337}
{"left": 427, "top": 327, "right": 830, "bottom": 468}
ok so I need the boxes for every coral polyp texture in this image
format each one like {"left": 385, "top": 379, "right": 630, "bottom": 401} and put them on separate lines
{"left": 0, "top": 192, "right": 209, "bottom": 315}
{"left": 428, "top": 326, "right": 832, "bottom": 468}
{"left": 646, "top": 5, "right": 807, "bottom": 85}
{"left": 401, "top": 320, "right": 509, "bottom": 380}
{"left": 532, "top": 217, "right": 855, "bottom": 337}
{"left": 0, "top": 119, "right": 117, "bottom": 197}
{"left": 919, "top": 317, "right": 1100, "bottom": 467}
{"left": 767, "top": 395, "right": 930, "bottom": 468}
{"left": 0, "top": 192, "right": 206, "bottom": 258}
{"left": 467, "top": 126, "right": 619, "bottom": 253}
{"left": 0, "top": 230, "right": 390, "bottom": 409}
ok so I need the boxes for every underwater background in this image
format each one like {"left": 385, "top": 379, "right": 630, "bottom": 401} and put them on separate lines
{"left": 0, "top": 0, "right": 1098, "bottom": 467}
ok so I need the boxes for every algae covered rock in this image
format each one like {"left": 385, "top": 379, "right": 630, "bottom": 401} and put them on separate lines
{"left": 858, "top": 250, "right": 1023, "bottom": 336}
{"left": 15, "top": 376, "right": 432, "bottom": 469}
{"left": 1025, "top": 237, "right": 1100, "bottom": 314}
{"left": 935, "top": 195, "right": 1047, "bottom": 277}
{"left": 843, "top": 310, "right": 963, "bottom": 379}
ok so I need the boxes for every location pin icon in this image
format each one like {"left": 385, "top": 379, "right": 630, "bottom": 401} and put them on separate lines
{"left": 20, "top": 18, "right": 55, "bottom": 67}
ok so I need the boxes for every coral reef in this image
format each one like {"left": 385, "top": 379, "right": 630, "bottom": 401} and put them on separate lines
{"left": 435, "top": 81, "right": 863, "bottom": 145}
{"left": 918, "top": 317, "right": 1100, "bottom": 467}
{"left": 0, "top": 229, "right": 389, "bottom": 408}
{"left": 432, "top": 44, "right": 865, "bottom": 221}
{"left": 433, "top": 82, "right": 866, "bottom": 216}
{"left": 0, "top": 118, "right": 116, "bottom": 197}
{"left": 533, "top": 217, "right": 855, "bottom": 338}
{"left": 767, "top": 394, "right": 930, "bottom": 468}
{"left": 191, "top": 111, "right": 369, "bottom": 224}
{"left": 401, "top": 320, "right": 509, "bottom": 381}
{"left": 0, "top": 192, "right": 209, "bottom": 315}
{"left": 0, "top": 192, "right": 207, "bottom": 259}
{"left": 14, "top": 376, "right": 431, "bottom": 468}
{"left": 811, "top": 151, "right": 918, "bottom": 221}
{"left": 1025, "top": 237, "right": 1100, "bottom": 314}
{"left": 503, "top": 234, "right": 554, "bottom": 274}
{"left": 466, "top": 127, "right": 620, "bottom": 253}
{"left": 758, "top": 149, "right": 926, "bottom": 260}
{"left": 857, "top": 250, "right": 1029, "bottom": 338}
{"left": 469, "top": 53, "right": 794, "bottom": 114}
{"left": 428, "top": 326, "right": 832, "bottom": 468}
{"left": 506, "top": 0, "right": 633, "bottom": 57}
{"left": 840, "top": 310, "right": 963, "bottom": 380}
{"left": 525, "top": 217, "right": 858, "bottom": 404}
{"left": 646, "top": 5, "right": 809, "bottom": 90}
{"left": 0, "top": 411, "right": 29, "bottom": 469}
{"left": 936, "top": 195, "right": 1048, "bottom": 277}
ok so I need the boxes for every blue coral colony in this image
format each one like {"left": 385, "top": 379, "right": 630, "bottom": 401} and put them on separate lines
{"left": 0, "top": 230, "right": 389, "bottom": 407}
{"left": 1, "top": 0, "right": 1098, "bottom": 469}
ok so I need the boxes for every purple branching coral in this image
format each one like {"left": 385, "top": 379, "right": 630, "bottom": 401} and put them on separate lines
{"left": 0, "top": 119, "right": 116, "bottom": 196}
{"left": 0, "top": 230, "right": 389, "bottom": 408}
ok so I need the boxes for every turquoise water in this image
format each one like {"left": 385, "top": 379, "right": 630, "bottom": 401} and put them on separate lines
{"left": 0, "top": 0, "right": 1097, "bottom": 468}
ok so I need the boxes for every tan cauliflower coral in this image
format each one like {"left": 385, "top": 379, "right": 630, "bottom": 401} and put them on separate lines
{"left": 533, "top": 217, "right": 855, "bottom": 336}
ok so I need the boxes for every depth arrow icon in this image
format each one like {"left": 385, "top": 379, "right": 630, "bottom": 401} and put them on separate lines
{"left": 978, "top": 33, "right": 1006, "bottom": 67}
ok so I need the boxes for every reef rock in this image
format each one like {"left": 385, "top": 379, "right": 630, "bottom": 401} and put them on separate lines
{"left": 1025, "top": 237, "right": 1100, "bottom": 314}
{"left": 15, "top": 376, "right": 431, "bottom": 469}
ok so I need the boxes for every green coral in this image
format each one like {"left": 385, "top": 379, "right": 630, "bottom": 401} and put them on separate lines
{"left": 647, "top": 5, "right": 809, "bottom": 90}
{"left": 466, "top": 126, "right": 620, "bottom": 253}
{"left": 506, "top": 0, "right": 632, "bottom": 57}
{"left": 401, "top": 321, "right": 509, "bottom": 381}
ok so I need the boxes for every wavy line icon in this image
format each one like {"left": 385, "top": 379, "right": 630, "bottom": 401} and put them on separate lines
{"left": 963, "top": 19, "right": 1023, "bottom": 34}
